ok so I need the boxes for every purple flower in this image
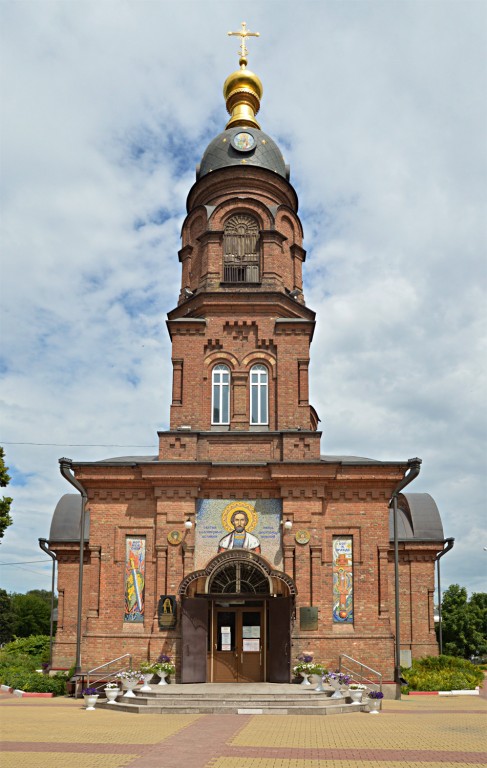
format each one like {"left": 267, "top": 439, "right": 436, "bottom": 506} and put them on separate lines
{"left": 157, "top": 653, "right": 171, "bottom": 663}
{"left": 82, "top": 687, "right": 98, "bottom": 695}
{"left": 368, "top": 690, "right": 384, "bottom": 699}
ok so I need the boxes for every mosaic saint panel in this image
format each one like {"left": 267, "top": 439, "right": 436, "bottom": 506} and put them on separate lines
{"left": 332, "top": 536, "right": 353, "bottom": 623}
{"left": 195, "top": 499, "right": 282, "bottom": 570}
{"left": 124, "top": 536, "right": 146, "bottom": 622}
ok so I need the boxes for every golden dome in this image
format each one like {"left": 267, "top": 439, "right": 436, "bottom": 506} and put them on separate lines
{"left": 225, "top": 22, "right": 263, "bottom": 129}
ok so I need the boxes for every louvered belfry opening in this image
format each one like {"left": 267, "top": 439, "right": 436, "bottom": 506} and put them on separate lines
{"left": 223, "top": 214, "right": 260, "bottom": 283}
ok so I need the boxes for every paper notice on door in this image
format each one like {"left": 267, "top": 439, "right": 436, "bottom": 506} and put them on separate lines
{"left": 242, "top": 626, "right": 260, "bottom": 639}
{"left": 221, "top": 643, "right": 231, "bottom": 651}
{"left": 243, "top": 639, "right": 260, "bottom": 652}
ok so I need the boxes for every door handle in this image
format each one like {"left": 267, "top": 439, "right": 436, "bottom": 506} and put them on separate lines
{"left": 241, "top": 653, "right": 243, "bottom": 664}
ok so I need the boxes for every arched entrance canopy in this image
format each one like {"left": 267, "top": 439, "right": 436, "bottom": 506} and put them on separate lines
{"left": 179, "top": 551, "right": 296, "bottom": 684}
{"left": 178, "top": 549, "right": 297, "bottom": 597}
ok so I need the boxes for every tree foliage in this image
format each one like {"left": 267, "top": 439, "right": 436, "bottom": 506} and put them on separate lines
{"left": 0, "top": 588, "right": 14, "bottom": 644}
{"left": 439, "top": 584, "right": 487, "bottom": 659}
{"left": 9, "top": 592, "right": 52, "bottom": 638}
{"left": 0, "top": 447, "right": 13, "bottom": 540}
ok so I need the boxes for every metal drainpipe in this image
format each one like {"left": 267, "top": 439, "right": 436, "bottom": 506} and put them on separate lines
{"left": 436, "top": 538, "right": 455, "bottom": 654}
{"left": 59, "top": 458, "right": 87, "bottom": 678}
{"left": 390, "top": 457, "right": 422, "bottom": 684}
{"left": 38, "top": 538, "right": 56, "bottom": 669}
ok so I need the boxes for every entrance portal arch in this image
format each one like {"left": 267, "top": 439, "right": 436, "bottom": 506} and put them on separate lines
{"left": 178, "top": 551, "right": 296, "bottom": 683}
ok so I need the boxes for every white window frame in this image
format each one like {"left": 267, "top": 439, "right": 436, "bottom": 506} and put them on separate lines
{"left": 250, "top": 364, "right": 269, "bottom": 425}
{"left": 212, "top": 364, "right": 230, "bottom": 425}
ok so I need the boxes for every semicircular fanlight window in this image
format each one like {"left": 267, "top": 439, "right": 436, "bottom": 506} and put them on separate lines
{"left": 209, "top": 561, "right": 269, "bottom": 594}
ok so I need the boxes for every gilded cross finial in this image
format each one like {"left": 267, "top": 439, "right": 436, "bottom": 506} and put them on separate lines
{"left": 228, "top": 21, "right": 260, "bottom": 67}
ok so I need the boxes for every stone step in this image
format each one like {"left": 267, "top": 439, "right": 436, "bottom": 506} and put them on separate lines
{"left": 99, "top": 700, "right": 366, "bottom": 715}
{"left": 139, "top": 691, "right": 339, "bottom": 702}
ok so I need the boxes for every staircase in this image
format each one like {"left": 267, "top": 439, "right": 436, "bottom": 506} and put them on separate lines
{"left": 98, "top": 682, "right": 370, "bottom": 715}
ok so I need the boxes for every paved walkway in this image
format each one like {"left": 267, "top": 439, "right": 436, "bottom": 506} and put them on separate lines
{"left": 0, "top": 689, "right": 486, "bottom": 768}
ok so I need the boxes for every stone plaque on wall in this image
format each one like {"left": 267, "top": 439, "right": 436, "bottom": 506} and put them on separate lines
{"left": 300, "top": 606, "right": 318, "bottom": 630}
{"left": 158, "top": 595, "right": 177, "bottom": 630}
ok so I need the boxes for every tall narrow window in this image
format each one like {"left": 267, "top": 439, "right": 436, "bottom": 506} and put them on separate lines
{"left": 223, "top": 214, "right": 260, "bottom": 283}
{"left": 332, "top": 536, "right": 353, "bottom": 624}
{"left": 250, "top": 364, "right": 268, "bottom": 425}
{"left": 212, "top": 364, "right": 230, "bottom": 424}
{"left": 124, "top": 537, "right": 146, "bottom": 623}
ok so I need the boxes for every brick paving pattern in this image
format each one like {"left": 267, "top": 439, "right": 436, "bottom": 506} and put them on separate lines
{"left": 1, "top": 691, "right": 486, "bottom": 768}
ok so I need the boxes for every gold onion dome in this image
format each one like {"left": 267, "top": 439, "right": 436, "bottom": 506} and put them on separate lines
{"left": 196, "top": 23, "right": 289, "bottom": 182}
{"left": 224, "top": 22, "right": 263, "bottom": 129}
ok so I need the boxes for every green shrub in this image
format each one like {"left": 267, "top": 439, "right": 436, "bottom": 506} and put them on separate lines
{"left": 0, "top": 635, "right": 50, "bottom": 668}
{"left": 0, "top": 666, "right": 66, "bottom": 695}
{"left": 402, "top": 655, "right": 484, "bottom": 691}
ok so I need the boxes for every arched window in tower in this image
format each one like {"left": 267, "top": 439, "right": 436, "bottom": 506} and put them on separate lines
{"left": 250, "top": 364, "right": 268, "bottom": 425}
{"left": 223, "top": 214, "right": 260, "bottom": 283}
{"left": 212, "top": 364, "right": 230, "bottom": 425}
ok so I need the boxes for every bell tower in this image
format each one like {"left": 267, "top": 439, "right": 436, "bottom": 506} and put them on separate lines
{"left": 159, "top": 24, "right": 320, "bottom": 462}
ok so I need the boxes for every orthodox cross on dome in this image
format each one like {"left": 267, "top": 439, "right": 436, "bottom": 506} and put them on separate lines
{"left": 228, "top": 21, "right": 260, "bottom": 67}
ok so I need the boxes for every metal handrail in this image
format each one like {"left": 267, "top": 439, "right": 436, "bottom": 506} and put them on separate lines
{"left": 87, "top": 654, "right": 132, "bottom": 676}
{"left": 75, "top": 654, "right": 132, "bottom": 697}
{"left": 338, "top": 653, "right": 383, "bottom": 693}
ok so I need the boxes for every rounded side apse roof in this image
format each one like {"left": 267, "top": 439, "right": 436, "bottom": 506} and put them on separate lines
{"left": 49, "top": 493, "right": 89, "bottom": 542}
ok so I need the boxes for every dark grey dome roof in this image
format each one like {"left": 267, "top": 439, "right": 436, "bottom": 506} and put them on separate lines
{"left": 49, "top": 493, "right": 89, "bottom": 542}
{"left": 389, "top": 493, "right": 444, "bottom": 541}
{"left": 197, "top": 127, "right": 288, "bottom": 180}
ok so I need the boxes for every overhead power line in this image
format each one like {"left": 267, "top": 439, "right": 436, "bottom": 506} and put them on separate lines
{"left": 0, "top": 560, "right": 49, "bottom": 565}
{"left": 0, "top": 442, "right": 155, "bottom": 448}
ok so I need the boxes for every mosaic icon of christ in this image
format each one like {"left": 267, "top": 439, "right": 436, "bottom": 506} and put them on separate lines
{"left": 218, "top": 510, "right": 261, "bottom": 553}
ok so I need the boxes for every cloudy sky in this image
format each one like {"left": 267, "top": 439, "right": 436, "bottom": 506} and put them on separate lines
{"left": 1, "top": 1, "right": 486, "bottom": 599}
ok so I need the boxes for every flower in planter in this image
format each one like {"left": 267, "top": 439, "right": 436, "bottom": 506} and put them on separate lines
{"left": 82, "top": 687, "right": 98, "bottom": 695}
{"left": 152, "top": 661, "right": 175, "bottom": 675}
{"left": 139, "top": 662, "right": 157, "bottom": 674}
{"left": 325, "top": 670, "right": 352, "bottom": 685}
{"left": 349, "top": 683, "right": 367, "bottom": 690}
{"left": 104, "top": 682, "right": 119, "bottom": 689}
{"left": 293, "top": 660, "right": 327, "bottom": 676}
{"left": 115, "top": 670, "right": 143, "bottom": 682}
{"left": 367, "top": 690, "right": 384, "bottom": 699}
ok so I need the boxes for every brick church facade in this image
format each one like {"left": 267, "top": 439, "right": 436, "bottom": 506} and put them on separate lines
{"left": 47, "top": 36, "right": 447, "bottom": 684}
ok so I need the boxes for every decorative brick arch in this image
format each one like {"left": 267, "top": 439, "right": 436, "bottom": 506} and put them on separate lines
{"left": 209, "top": 197, "right": 273, "bottom": 231}
{"left": 203, "top": 350, "right": 239, "bottom": 371}
{"left": 241, "top": 352, "right": 277, "bottom": 378}
{"left": 178, "top": 549, "right": 297, "bottom": 597}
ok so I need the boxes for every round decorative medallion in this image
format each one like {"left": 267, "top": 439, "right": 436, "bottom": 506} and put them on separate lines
{"left": 167, "top": 530, "right": 183, "bottom": 546}
{"left": 295, "top": 529, "right": 311, "bottom": 545}
{"left": 232, "top": 131, "right": 256, "bottom": 152}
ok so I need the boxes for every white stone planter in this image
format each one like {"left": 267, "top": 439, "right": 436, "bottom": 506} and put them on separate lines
{"left": 156, "top": 672, "right": 169, "bottom": 685}
{"left": 122, "top": 678, "right": 140, "bottom": 697}
{"left": 349, "top": 689, "right": 364, "bottom": 703}
{"left": 139, "top": 673, "right": 153, "bottom": 692}
{"left": 83, "top": 694, "right": 99, "bottom": 710}
{"left": 309, "top": 673, "right": 325, "bottom": 692}
{"left": 299, "top": 671, "right": 311, "bottom": 686}
{"left": 104, "top": 687, "right": 119, "bottom": 703}
{"left": 327, "top": 677, "right": 344, "bottom": 699}
{"left": 367, "top": 698, "right": 381, "bottom": 713}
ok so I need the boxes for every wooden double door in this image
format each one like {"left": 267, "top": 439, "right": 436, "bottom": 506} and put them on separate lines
{"left": 181, "top": 596, "right": 292, "bottom": 683}
{"left": 213, "top": 606, "right": 264, "bottom": 682}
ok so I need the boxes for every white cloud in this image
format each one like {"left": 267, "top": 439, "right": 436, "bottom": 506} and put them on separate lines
{"left": 0, "top": 1, "right": 485, "bottom": 596}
